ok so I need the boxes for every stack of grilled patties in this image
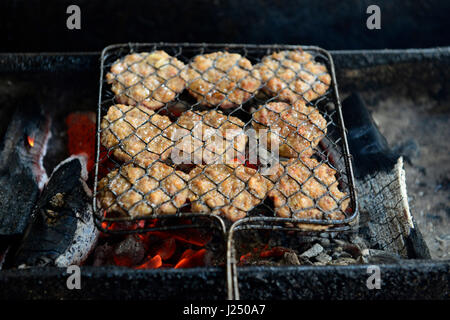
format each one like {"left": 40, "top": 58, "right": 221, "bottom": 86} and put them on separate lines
{"left": 97, "top": 49, "right": 349, "bottom": 227}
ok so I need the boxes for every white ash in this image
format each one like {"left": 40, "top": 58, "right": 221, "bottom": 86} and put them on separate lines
{"left": 314, "top": 252, "right": 332, "bottom": 264}
{"left": 54, "top": 155, "right": 99, "bottom": 267}
{"left": 54, "top": 201, "right": 99, "bottom": 267}
{"left": 300, "top": 243, "right": 324, "bottom": 259}
{"left": 360, "top": 249, "right": 403, "bottom": 264}
{"left": 282, "top": 252, "right": 300, "bottom": 265}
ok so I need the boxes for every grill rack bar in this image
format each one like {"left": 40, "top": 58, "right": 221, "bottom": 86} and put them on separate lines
{"left": 93, "top": 212, "right": 228, "bottom": 236}
{"left": 93, "top": 42, "right": 358, "bottom": 231}
{"left": 226, "top": 217, "right": 356, "bottom": 300}
{"left": 94, "top": 42, "right": 358, "bottom": 300}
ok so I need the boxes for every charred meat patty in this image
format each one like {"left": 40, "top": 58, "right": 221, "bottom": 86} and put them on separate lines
{"left": 98, "top": 162, "right": 191, "bottom": 217}
{"left": 186, "top": 51, "right": 261, "bottom": 109}
{"left": 188, "top": 164, "right": 272, "bottom": 221}
{"left": 252, "top": 101, "right": 327, "bottom": 158}
{"left": 172, "top": 110, "right": 247, "bottom": 165}
{"left": 267, "top": 157, "right": 349, "bottom": 230}
{"left": 100, "top": 104, "right": 176, "bottom": 167}
{"left": 106, "top": 51, "right": 187, "bottom": 110}
{"left": 256, "top": 49, "right": 331, "bottom": 103}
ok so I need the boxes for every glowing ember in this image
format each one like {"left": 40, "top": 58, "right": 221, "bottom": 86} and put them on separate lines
{"left": 147, "top": 229, "right": 212, "bottom": 247}
{"left": 97, "top": 217, "right": 211, "bottom": 269}
{"left": 27, "top": 136, "right": 35, "bottom": 147}
{"left": 239, "top": 252, "right": 252, "bottom": 264}
{"left": 136, "top": 255, "right": 163, "bottom": 269}
{"left": 66, "top": 112, "right": 96, "bottom": 173}
{"left": 259, "top": 247, "right": 289, "bottom": 258}
{"left": 239, "top": 245, "right": 290, "bottom": 265}
{"left": 175, "top": 249, "right": 207, "bottom": 269}
{"left": 113, "top": 255, "right": 134, "bottom": 267}
{"left": 151, "top": 238, "right": 176, "bottom": 260}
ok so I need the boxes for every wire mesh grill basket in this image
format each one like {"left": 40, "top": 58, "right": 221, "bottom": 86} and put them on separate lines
{"left": 93, "top": 43, "right": 358, "bottom": 234}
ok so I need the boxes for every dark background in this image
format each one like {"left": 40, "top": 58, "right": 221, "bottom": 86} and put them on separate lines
{"left": 0, "top": 0, "right": 449, "bottom": 52}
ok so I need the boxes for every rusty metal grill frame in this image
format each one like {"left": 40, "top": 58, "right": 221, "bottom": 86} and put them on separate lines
{"left": 93, "top": 43, "right": 358, "bottom": 238}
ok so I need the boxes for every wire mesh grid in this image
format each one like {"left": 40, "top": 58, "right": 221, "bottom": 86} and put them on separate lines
{"left": 93, "top": 43, "right": 358, "bottom": 236}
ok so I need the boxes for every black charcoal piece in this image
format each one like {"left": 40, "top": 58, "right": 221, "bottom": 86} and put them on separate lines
{"left": 0, "top": 97, "right": 51, "bottom": 236}
{"left": 13, "top": 156, "right": 98, "bottom": 267}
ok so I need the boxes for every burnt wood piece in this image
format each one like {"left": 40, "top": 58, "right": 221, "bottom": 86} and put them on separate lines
{"left": 342, "top": 93, "right": 398, "bottom": 178}
{"left": 343, "top": 94, "right": 430, "bottom": 259}
{"left": 0, "top": 98, "right": 51, "bottom": 236}
{"left": 13, "top": 156, "right": 98, "bottom": 267}
{"left": 356, "top": 157, "right": 430, "bottom": 258}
